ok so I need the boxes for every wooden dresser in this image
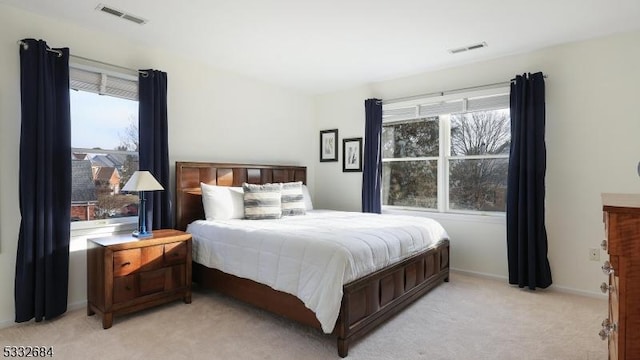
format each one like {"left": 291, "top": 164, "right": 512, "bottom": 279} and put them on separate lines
{"left": 87, "top": 229, "right": 192, "bottom": 328}
{"left": 601, "top": 194, "right": 640, "bottom": 359}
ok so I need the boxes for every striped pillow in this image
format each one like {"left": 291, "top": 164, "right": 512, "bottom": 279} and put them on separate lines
{"left": 281, "top": 182, "right": 306, "bottom": 216}
{"left": 242, "top": 183, "right": 282, "bottom": 220}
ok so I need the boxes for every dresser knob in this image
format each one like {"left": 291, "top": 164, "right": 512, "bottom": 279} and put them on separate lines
{"left": 600, "top": 318, "right": 617, "bottom": 340}
{"left": 600, "top": 240, "right": 607, "bottom": 251}
{"left": 599, "top": 329, "right": 609, "bottom": 341}
{"left": 600, "top": 282, "right": 614, "bottom": 293}
{"left": 602, "top": 261, "right": 614, "bottom": 275}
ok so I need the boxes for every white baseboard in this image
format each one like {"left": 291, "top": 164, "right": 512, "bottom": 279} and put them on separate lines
{"left": 451, "top": 267, "right": 508, "bottom": 282}
{"left": 548, "top": 284, "right": 606, "bottom": 299}
{"left": 68, "top": 299, "right": 88, "bottom": 312}
{"left": 0, "top": 300, "right": 87, "bottom": 330}
{"left": 0, "top": 318, "right": 14, "bottom": 330}
{"left": 451, "top": 268, "right": 606, "bottom": 299}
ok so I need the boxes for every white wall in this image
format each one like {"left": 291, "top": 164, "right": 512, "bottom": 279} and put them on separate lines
{"left": 0, "top": 4, "right": 315, "bottom": 326}
{"left": 314, "top": 30, "right": 640, "bottom": 296}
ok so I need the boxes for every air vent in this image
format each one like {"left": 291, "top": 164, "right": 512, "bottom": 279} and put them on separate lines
{"left": 448, "top": 42, "right": 487, "bottom": 54}
{"left": 96, "top": 4, "right": 147, "bottom": 25}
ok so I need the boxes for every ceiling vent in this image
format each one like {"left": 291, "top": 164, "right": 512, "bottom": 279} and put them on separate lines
{"left": 448, "top": 42, "right": 487, "bottom": 54}
{"left": 96, "top": 4, "right": 147, "bottom": 25}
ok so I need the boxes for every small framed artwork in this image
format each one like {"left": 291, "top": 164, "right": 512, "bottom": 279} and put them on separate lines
{"left": 342, "top": 137, "right": 363, "bottom": 172}
{"left": 320, "top": 129, "right": 338, "bottom": 162}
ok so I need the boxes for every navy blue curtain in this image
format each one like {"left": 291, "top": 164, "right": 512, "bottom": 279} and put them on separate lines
{"left": 139, "top": 69, "right": 172, "bottom": 230}
{"left": 15, "top": 39, "right": 71, "bottom": 322}
{"left": 507, "top": 72, "right": 552, "bottom": 290}
{"left": 362, "top": 98, "right": 382, "bottom": 213}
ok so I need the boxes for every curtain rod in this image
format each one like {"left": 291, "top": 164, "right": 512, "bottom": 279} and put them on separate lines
{"left": 17, "top": 40, "right": 148, "bottom": 77}
{"left": 381, "top": 75, "right": 548, "bottom": 105}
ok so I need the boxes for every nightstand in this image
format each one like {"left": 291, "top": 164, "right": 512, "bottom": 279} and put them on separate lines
{"left": 86, "top": 229, "right": 192, "bottom": 329}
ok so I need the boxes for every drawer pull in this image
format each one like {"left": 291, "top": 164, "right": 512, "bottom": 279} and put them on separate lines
{"left": 125, "top": 285, "right": 132, "bottom": 291}
{"left": 121, "top": 261, "right": 131, "bottom": 267}
{"left": 600, "top": 240, "right": 607, "bottom": 251}
{"left": 598, "top": 329, "right": 608, "bottom": 341}
{"left": 601, "top": 261, "right": 614, "bottom": 275}
{"left": 172, "top": 253, "right": 179, "bottom": 257}
{"left": 599, "top": 318, "right": 617, "bottom": 340}
{"left": 600, "top": 282, "right": 614, "bottom": 294}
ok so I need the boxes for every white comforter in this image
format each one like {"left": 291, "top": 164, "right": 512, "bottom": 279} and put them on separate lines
{"left": 186, "top": 210, "right": 449, "bottom": 333}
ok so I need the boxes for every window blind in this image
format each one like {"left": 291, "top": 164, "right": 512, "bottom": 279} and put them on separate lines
{"left": 419, "top": 100, "right": 464, "bottom": 117}
{"left": 467, "top": 94, "right": 510, "bottom": 112}
{"left": 69, "top": 67, "right": 138, "bottom": 101}
{"left": 383, "top": 92, "right": 509, "bottom": 123}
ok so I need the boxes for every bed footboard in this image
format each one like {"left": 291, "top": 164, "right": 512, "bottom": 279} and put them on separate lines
{"left": 336, "top": 240, "right": 450, "bottom": 357}
{"left": 192, "top": 240, "right": 449, "bottom": 357}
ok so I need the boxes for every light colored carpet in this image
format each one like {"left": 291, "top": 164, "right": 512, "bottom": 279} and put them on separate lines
{"left": 0, "top": 273, "right": 607, "bottom": 359}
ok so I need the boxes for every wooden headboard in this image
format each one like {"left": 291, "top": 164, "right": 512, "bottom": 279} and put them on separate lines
{"left": 175, "top": 162, "right": 307, "bottom": 231}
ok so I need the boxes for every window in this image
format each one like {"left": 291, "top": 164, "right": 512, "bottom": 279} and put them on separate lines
{"left": 69, "top": 63, "right": 139, "bottom": 232}
{"left": 382, "top": 89, "right": 510, "bottom": 214}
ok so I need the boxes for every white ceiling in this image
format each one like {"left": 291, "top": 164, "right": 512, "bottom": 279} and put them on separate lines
{"left": 3, "top": 0, "right": 640, "bottom": 94}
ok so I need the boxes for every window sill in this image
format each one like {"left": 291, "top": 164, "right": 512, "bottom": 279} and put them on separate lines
{"left": 70, "top": 218, "right": 137, "bottom": 252}
{"left": 382, "top": 207, "right": 506, "bottom": 225}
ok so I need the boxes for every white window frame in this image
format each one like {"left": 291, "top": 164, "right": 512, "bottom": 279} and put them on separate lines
{"left": 382, "top": 87, "right": 510, "bottom": 216}
{"left": 69, "top": 61, "right": 139, "bottom": 238}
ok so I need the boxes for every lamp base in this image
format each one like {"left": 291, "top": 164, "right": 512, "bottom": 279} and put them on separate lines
{"left": 132, "top": 230, "right": 153, "bottom": 239}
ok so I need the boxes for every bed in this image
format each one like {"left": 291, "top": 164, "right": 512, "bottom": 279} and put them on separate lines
{"left": 175, "top": 161, "right": 450, "bottom": 357}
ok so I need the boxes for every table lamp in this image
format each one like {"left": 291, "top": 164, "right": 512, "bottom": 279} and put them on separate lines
{"left": 121, "top": 170, "right": 164, "bottom": 238}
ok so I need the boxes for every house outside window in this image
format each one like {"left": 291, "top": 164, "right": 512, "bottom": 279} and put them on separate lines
{"left": 382, "top": 88, "right": 510, "bottom": 215}
{"left": 69, "top": 62, "right": 139, "bottom": 235}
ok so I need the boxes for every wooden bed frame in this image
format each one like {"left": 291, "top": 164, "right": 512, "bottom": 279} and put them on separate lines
{"left": 175, "top": 161, "right": 450, "bottom": 357}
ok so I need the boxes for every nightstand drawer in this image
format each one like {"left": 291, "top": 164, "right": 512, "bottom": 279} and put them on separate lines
{"left": 113, "top": 275, "right": 136, "bottom": 304}
{"left": 139, "top": 268, "right": 169, "bottom": 296}
{"left": 113, "top": 266, "right": 186, "bottom": 304}
{"left": 113, "top": 269, "right": 167, "bottom": 303}
{"left": 113, "top": 249, "right": 141, "bottom": 277}
{"left": 164, "top": 241, "right": 187, "bottom": 265}
{"left": 113, "top": 245, "right": 165, "bottom": 277}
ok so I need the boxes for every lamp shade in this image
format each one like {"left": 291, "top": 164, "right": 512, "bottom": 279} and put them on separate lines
{"left": 121, "top": 171, "right": 164, "bottom": 192}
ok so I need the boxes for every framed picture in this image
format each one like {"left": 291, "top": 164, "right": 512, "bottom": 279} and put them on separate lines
{"left": 320, "top": 129, "right": 338, "bottom": 162}
{"left": 342, "top": 137, "right": 362, "bottom": 172}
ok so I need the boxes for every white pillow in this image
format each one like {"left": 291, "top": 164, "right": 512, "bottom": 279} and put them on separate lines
{"left": 200, "top": 182, "right": 244, "bottom": 220}
{"left": 301, "top": 184, "right": 313, "bottom": 210}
